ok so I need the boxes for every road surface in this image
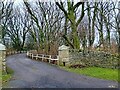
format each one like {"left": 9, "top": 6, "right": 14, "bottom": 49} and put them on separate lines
{"left": 4, "top": 54, "right": 118, "bottom": 88}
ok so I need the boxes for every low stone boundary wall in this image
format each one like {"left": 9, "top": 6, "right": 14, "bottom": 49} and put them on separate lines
{"left": 69, "top": 49, "right": 119, "bottom": 69}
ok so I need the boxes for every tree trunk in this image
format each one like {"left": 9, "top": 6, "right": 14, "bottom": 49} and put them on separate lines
{"left": 71, "top": 24, "right": 80, "bottom": 49}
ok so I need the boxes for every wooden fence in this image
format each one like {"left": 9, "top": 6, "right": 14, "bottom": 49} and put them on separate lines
{"left": 27, "top": 51, "right": 59, "bottom": 65}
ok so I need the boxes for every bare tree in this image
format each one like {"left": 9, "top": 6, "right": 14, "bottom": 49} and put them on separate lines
{"left": 0, "top": 0, "right": 14, "bottom": 44}
{"left": 87, "top": 2, "right": 98, "bottom": 49}
{"left": 111, "top": 1, "right": 120, "bottom": 54}
{"left": 23, "top": 1, "right": 64, "bottom": 54}
{"left": 56, "top": 1, "right": 85, "bottom": 49}
{"left": 23, "top": 0, "right": 44, "bottom": 49}
{"left": 6, "top": 7, "right": 32, "bottom": 50}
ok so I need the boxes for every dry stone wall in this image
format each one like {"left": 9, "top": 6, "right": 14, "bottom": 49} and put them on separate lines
{"left": 69, "top": 49, "right": 119, "bottom": 69}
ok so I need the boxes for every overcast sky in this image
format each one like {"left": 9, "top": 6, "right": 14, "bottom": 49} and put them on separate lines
{"left": 13, "top": 0, "right": 120, "bottom": 5}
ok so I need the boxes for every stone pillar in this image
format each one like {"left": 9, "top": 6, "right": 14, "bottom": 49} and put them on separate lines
{"left": 0, "top": 43, "right": 6, "bottom": 89}
{"left": 0, "top": 44, "right": 6, "bottom": 72}
{"left": 58, "top": 45, "right": 69, "bottom": 66}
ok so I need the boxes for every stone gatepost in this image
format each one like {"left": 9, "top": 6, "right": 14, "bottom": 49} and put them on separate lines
{"left": 58, "top": 45, "right": 69, "bottom": 66}
{"left": 0, "top": 43, "right": 6, "bottom": 72}
{"left": 0, "top": 43, "right": 6, "bottom": 88}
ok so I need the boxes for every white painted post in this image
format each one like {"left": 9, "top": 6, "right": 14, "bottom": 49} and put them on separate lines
{"left": 32, "top": 54, "right": 34, "bottom": 59}
{"left": 57, "top": 55, "right": 59, "bottom": 65}
{"left": 36, "top": 54, "right": 38, "bottom": 60}
{"left": 42, "top": 55, "right": 44, "bottom": 61}
{"left": 27, "top": 51, "right": 29, "bottom": 57}
{"left": 49, "top": 55, "right": 51, "bottom": 63}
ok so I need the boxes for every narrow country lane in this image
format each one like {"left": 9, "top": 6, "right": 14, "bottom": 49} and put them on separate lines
{"left": 4, "top": 54, "right": 118, "bottom": 88}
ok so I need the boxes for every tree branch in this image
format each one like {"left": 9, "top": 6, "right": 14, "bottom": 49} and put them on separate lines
{"left": 76, "top": 2, "right": 84, "bottom": 26}
{"left": 73, "top": 2, "right": 82, "bottom": 10}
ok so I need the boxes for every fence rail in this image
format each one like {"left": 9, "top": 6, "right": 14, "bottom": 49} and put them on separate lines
{"left": 27, "top": 51, "right": 59, "bottom": 65}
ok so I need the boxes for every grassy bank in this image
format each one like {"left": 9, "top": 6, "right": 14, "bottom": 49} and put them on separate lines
{"left": 60, "top": 66, "right": 119, "bottom": 82}
{"left": 2, "top": 67, "right": 14, "bottom": 85}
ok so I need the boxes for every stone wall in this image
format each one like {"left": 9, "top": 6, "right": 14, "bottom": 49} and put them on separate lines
{"left": 69, "top": 49, "right": 119, "bottom": 69}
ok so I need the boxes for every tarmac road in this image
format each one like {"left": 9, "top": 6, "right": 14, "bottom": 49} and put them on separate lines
{"left": 4, "top": 54, "right": 118, "bottom": 88}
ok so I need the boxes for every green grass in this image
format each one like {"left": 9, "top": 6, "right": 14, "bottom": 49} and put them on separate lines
{"left": 60, "top": 66, "right": 119, "bottom": 82}
{"left": 1, "top": 67, "right": 14, "bottom": 85}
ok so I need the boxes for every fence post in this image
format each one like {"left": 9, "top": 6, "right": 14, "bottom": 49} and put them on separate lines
{"left": 32, "top": 54, "right": 33, "bottom": 59}
{"left": 36, "top": 54, "right": 38, "bottom": 60}
{"left": 49, "top": 55, "right": 51, "bottom": 63}
{"left": 57, "top": 55, "right": 59, "bottom": 65}
{"left": 27, "top": 51, "right": 29, "bottom": 57}
{"left": 42, "top": 55, "right": 44, "bottom": 61}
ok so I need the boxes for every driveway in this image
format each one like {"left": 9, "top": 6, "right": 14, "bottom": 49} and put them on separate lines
{"left": 4, "top": 54, "right": 118, "bottom": 88}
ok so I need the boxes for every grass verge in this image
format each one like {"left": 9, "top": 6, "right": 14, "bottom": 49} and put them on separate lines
{"left": 59, "top": 66, "right": 119, "bottom": 82}
{"left": 2, "top": 67, "right": 14, "bottom": 85}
